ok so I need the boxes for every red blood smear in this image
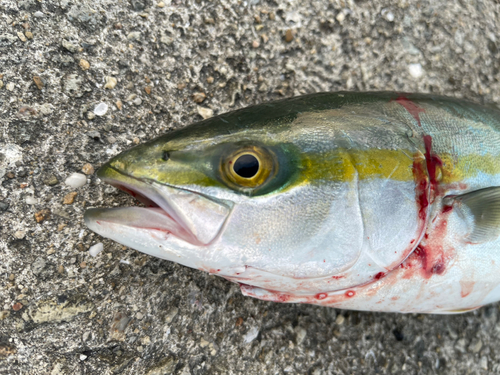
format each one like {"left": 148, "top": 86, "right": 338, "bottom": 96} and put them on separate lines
{"left": 345, "top": 290, "right": 355, "bottom": 298}
{"left": 414, "top": 245, "right": 445, "bottom": 278}
{"left": 442, "top": 205, "right": 453, "bottom": 214}
{"left": 393, "top": 96, "right": 426, "bottom": 127}
{"left": 315, "top": 293, "right": 328, "bottom": 300}
{"left": 423, "top": 135, "right": 443, "bottom": 192}
{"left": 331, "top": 275, "right": 344, "bottom": 280}
{"left": 374, "top": 272, "right": 386, "bottom": 281}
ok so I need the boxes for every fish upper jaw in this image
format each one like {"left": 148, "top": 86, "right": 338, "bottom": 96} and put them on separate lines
{"left": 84, "top": 163, "right": 233, "bottom": 247}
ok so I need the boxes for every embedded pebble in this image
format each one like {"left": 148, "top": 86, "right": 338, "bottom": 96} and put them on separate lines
{"left": 382, "top": 9, "right": 395, "bottom": 22}
{"left": 115, "top": 100, "right": 123, "bottom": 110}
{"left": 62, "top": 39, "right": 78, "bottom": 53}
{"left": 25, "top": 31, "right": 33, "bottom": 40}
{"left": 93, "top": 102, "right": 108, "bottom": 116}
{"left": 409, "top": 63, "right": 423, "bottom": 78}
{"left": 127, "top": 32, "right": 141, "bottom": 41}
{"left": 197, "top": 107, "right": 213, "bottom": 119}
{"left": 285, "top": 29, "right": 294, "bottom": 43}
{"left": 17, "top": 32, "right": 27, "bottom": 42}
{"left": 87, "top": 112, "right": 95, "bottom": 120}
{"left": 14, "top": 231, "right": 26, "bottom": 239}
{"left": 243, "top": 326, "right": 259, "bottom": 343}
{"left": 33, "top": 76, "right": 43, "bottom": 90}
{"left": 133, "top": 97, "right": 142, "bottom": 106}
{"left": 104, "top": 76, "right": 117, "bottom": 89}
{"left": 81, "top": 163, "right": 94, "bottom": 175}
{"left": 26, "top": 197, "right": 38, "bottom": 205}
{"left": 193, "top": 92, "right": 206, "bottom": 103}
{"left": 336, "top": 314, "right": 345, "bottom": 325}
{"left": 34, "top": 11, "right": 45, "bottom": 18}
{"left": 64, "top": 173, "right": 87, "bottom": 188}
{"left": 6, "top": 82, "right": 15, "bottom": 91}
{"left": 44, "top": 175, "right": 59, "bottom": 186}
{"left": 63, "top": 192, "right": 78, "bottom": 204}
{"left": 34, "top": 209, "right": 50, "bottom": 223}
{"left": 89, "top": 243, "right": 104, "bottom": 257}
{"left": 79, "top": 59, "right": 90, "bottom": 70}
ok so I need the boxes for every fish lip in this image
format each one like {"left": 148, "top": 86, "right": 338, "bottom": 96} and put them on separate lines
{"left": 90, "top": 163, "right": 233, "bottom": 246}
{"left": 91, "top": 164, "right": 202, "bottom": 244}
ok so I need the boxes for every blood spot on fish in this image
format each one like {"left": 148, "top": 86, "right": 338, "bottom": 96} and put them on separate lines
{"left": 392, "top": 95, "right": 426, "bottom": 127}
{"left": 331, "top": 275, "right": 344, "bottom": 280}
{"left": 315, "top": 293, "right": 328, "bottom": 300}
{"left": 345, "top": 290, "right": 355, "bottom": 298}
{"left": 374, "top": 272, "right": 386, "bottom": 281}
{"left": 442, "top": 205, "right": 453, "bottom": 213}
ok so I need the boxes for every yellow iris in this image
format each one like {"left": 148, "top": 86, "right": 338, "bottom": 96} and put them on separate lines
{"left": 221, "top": 146, "right": 275, "bottom": 189}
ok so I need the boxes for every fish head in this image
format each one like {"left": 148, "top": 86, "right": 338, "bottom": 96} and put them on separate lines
{"left": 85, "top": 97, "right": 421, "bottom": 294}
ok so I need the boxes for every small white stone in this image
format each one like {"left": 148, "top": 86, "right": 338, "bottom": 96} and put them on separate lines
{"left": 79, "top": 354, "right": 87, "bottom": 361}
{"left": 409, "top": 63, "right": 423, "bottom": 78}
{"left": 243, "top": 326, "right": 259, "bottom": 343}
{"left": 14, "top": 231, "right": 26, "bottom": 239}
{"left": 6, "top": 82, "right": 15, "bottom": 91}
{"left": 382, "top": 9, "right": 395, "bottom": 22}
{"left": 336, "top": 12, "right": 345, "bottom": 23}
{"left": 89, "top": 243, "right": 104, "bottom": 257}
{"left": 197, "top": 106, "right": 214, "bottom": 119}
{"left": 93, "top": 102, "right": 108, "bottom": 116}
{"left": 64, "top": 173, "right": 87, "bottom": 188}
{"left": 25, "top": 196, "right": 38, "bottom": 205}
{"left": 34, "top": 11, "right": 45, "bottom": 18}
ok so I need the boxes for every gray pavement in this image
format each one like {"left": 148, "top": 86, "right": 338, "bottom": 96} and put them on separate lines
{"left": 1, "top": 0, "right": 499, "bottom": 374}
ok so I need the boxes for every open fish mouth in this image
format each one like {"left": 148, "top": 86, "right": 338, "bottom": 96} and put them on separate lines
{"left": 84, "top": 164, "right": 233, "bottom": 246}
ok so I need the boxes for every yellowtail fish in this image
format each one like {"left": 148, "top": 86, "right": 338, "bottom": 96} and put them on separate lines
{"left": 84, "top": 92, "right": 500, "bottom": 314}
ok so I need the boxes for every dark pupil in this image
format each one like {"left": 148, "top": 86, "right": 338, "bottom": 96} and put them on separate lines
{"left": 233, "top": 154, "right": 259, "bottom": 178}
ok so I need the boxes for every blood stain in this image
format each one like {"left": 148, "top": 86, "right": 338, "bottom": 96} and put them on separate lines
{"left": 315, "top": 293, "right": 328, "bottom": 300}
{"left": 392, "top": 95, "right": 426, "bottom": 127}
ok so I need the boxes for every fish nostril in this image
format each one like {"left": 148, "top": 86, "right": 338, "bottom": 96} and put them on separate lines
{"left": 162, "top": 151, "right": 170, "bottom": 161}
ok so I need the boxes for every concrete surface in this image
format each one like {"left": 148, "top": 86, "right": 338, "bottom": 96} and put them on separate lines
{"left": 1, "top": 0, "right": 500, "bottom": 374}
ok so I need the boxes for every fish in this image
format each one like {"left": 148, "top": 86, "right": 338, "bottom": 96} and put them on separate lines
{"left": 84, "top": 92, "right": 500, "bottom": 314}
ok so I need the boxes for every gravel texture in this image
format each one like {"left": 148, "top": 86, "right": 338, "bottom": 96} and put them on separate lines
{"left": 1, "top": 0, "right": 500, "bottom": 374}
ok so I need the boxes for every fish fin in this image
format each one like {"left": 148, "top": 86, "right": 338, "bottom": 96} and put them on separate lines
{"left": 453, "top": 186, "right": 500, "bottom": 243}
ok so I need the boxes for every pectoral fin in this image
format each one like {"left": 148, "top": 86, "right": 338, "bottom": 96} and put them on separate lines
{"left": 451, "top": 186, "right": 500, "bottom": 243}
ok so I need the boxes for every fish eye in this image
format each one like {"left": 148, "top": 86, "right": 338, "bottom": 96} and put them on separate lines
{"left": 221, "top": 146, "right": 275, "bottom": 190}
